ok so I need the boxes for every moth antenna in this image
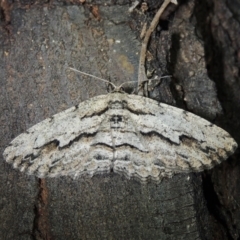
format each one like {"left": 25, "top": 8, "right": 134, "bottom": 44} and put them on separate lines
{"left": 145, "top": 75, "right": 172, "bottom": 81}
{"left": 69, "top": 67, "right": 117, "bottom": 89}
{"left": 118, "top": 75, "right": 172, "bottom": 91}
{"left": 137, "top": 75, "right": 172, "bottom": 92}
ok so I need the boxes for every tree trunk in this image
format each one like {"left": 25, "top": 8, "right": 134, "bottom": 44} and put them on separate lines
{"left": 0, "top": 0, "right": 239, "bottom": 239}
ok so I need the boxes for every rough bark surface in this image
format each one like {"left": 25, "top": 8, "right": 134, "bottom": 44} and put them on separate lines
{"left": 0, "top": 0, "right": 239, "bottom": 239}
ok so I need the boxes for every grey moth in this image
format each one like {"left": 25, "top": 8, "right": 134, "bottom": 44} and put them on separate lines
{"left": 3, "top": 91, "right": 237, "bottom": 182}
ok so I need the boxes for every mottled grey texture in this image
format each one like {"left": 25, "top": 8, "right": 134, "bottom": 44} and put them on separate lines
{"left": 3, "top": 92, "right": 237, "bottom": 182}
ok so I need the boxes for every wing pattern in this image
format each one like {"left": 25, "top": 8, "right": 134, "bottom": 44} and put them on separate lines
{"left": 3, "top": 93, "right": 237, "bottom": 182}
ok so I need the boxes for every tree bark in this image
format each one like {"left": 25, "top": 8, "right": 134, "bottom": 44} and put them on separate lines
{"left": 0, "top": 0, "right": 239, "bottom": 239}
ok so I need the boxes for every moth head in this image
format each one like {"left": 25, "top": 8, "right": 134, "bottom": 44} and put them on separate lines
{"left": 111, "top": 82, "right": 136, "bottom": 94}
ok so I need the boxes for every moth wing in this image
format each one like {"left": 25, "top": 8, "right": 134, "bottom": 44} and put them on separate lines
{"left": 3, "top": 95, "right": 113, "bottom": 178}
{"left": 125, "top": 94, "right": 237, "bottom": 173}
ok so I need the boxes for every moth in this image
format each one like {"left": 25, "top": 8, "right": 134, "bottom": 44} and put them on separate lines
{"left": 3, "top": 86, "right": 238, "bottom": 182}
{"left": 2, "top": 0, "right": 238, "bottom": 182}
